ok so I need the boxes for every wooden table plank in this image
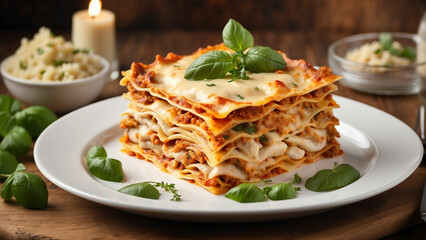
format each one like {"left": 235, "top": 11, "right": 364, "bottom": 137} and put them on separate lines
{"left": 0, "top": 30, "right": 425, "bottom": 239}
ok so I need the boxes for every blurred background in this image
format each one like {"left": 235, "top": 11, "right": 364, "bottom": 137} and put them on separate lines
{"left": 1, "top": 0, "right": 426, "bottom": 72}
{"left": 1, "top": 0, "right": 425, "bottom": 32}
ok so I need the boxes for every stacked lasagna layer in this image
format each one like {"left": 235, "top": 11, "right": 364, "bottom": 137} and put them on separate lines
{"left": 119, "top": 44, "right": 343, "bottom": 194}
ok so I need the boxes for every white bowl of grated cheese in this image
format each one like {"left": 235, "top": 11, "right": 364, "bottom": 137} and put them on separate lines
{"left": 0, "top": 27, "right": 111, "bottom": 113}
{"left": 328, "top": 32, "right": 426, "bottom": 95}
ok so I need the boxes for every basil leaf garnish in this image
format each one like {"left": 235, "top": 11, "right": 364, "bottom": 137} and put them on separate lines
{"left": 225, "top": 183, "right": 265, "bottom": 203}
{"left": 244, "top": 46, "right": 286, "bottom": 73}
{"left": 86, "top": 146, "right": 124, "bottom": 182}
{"left": 265, "top": 182, "right": 296, "bottom": 200}
{"left": 0, "top": 126, "right": 32, "bottom": 157}
{"left": 15, "top": 105, "right": 57, "bottom": 138}
{"left": 184, "top": 19, "right": 286, "bottom": 81}
{"left": 184, "top": 51, "right": 235, "bottom": 80}
{"left": 118, "top": 182, "right": 160, "bottom": 200}
{"left": 222, "top": 19, "right": 254, "bottom": 51}
{"left": 305, "top": 163, "right": 360, "bottom": 192}
{"left": 379, "top": 33, "right": 393, "bottom": 50}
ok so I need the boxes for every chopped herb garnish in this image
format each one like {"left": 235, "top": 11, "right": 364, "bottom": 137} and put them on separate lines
{"left": 285, "top": 137, "right": 289, "bottom": 140}
{"left": 378, "top": 33, "right": 416, "bottom": 60}
{"left": 292, "top": 173, "right": 302, "bottom": 184}
{"left": 232, "top": 122, "right": 257, "bottom": 135}
{"left": 19, "top": 61, "right": 27, "bottom": 70}
{"left": 255, "top": 87, "right": 260, "bottom": 91}
{"left": 53, "top": 60, "right": 69, "bottom": 67}
{"left": 224, "top": 134, "right": 230, "bottom": 140}
{"left": 37, "top": 47, "right": 44, "bottom": 55}
{"left": 173, "top": 65, "right": 180, "bottom": 68}
{"left": 292, "top": 82, "right": 298, "bottom": 87}
{"left": 187, "top": 152, "right": 191, "bottom": 160}
{"left": 259, "top": 134, "right": 268, "bottom": 142}
{"left": 60, "top": 71, "right": 65, "bottom": 79}
{"left": 206, "top": 83, "right": 216, "bottom": 87}
{"left": 261, "top": 179, "right": 273, "bottom": 186}
{"left": 384, "top": 62, "right": 391, "bottom": 67}
{"left": 236, "top": 94, "right": 245, "bottom": 99}
{"left": 72, "top": 49, "right": 90, "bottom": 54}
{"left": 40, "top": 70, "right": 45, "bottom": 75}
{"left": 374, "top": 48, "right": 381, "bottom": 54}
{"left": 46, "top": 43, "right": 53, "bottom": 47}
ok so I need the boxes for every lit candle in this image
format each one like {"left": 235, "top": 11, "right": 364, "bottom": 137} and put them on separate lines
{"left": 72, "top": 0, "right": 118, "bottom": 79}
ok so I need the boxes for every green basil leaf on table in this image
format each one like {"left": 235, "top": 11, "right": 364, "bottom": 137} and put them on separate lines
{"left": 1, "top": 171, "right": 48, "bottom": 209}
{"left": 184, "top": 51, "right": 235, "bottom": 80}
{"left": 225, "top": 183, "right": 265, "bottom": 203}
{"left": 265, "top": 182, "right": 297, "bottom": 201}
{"left": 305, "top": 163, "right": 360, "bottom": 192}
{"left": 0, "top": 126, "right": 32, "bottom": 157}
{"left": 222, "top": 18, "right": 254, "bottom": 51}
{"left": 118, "top": 182, "right": 160, "bottom": 200}
{"left": 0, "top": 150, "right": 18, "bottom": 179}
{"left": 86, "top": 146, "right": 124, "bottom": 182}
{"left": 0, "top": 95, "right": 21, "bottom": 115}
{"left": 243, "top": 46, "right": 286, "bottom": 73}
{"left": 0, "top": 112, "right": 16, "bottom": 137}
{"left": 15, "top": 105, "right": 58, "bottom": 138}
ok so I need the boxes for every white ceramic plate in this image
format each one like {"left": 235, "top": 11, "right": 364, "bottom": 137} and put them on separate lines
{"left": 34, "top": 95, "right": 423, "bottom": 222}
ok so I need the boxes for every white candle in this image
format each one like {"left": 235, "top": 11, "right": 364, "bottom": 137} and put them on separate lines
{"left": 72, "top": 0, "right": 118, "bottom": 78}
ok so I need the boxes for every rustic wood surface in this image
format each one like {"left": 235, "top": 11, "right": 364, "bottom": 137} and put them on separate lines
{"left": 0, "top": 30, "right": 425, "bottom": 239}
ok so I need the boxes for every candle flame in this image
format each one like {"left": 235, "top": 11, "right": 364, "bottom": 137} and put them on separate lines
{"left": 88, "top": 0, "right": 102, "bottom": 18}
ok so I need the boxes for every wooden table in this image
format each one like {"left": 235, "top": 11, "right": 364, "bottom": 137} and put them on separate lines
{"left": 0, "top": 30, "right": 425, "bottom": 239}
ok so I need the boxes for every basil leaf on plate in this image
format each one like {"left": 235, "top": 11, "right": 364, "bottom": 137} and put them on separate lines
{"left": 225, "top": 183, "right": 265, "bottom": 203}
{"left": 243, "top": 46, "right": 286, "bottom": 73}
{"left": 86, "top": 146, "right": 124, "bottom": 182}
{"left": 222, "top": 19, "right": 254, "bottom": 51}
{"left": 118, "top": 182, "right": 160, "bottom": 200}
{"left": 184, "top": 51, "right": 235, "bottom": 80}
{"left": 265, "top": 182, "right": 297, "bottom": 201}
{"left": 305, "top": 163, "right": 360, "bottom": 192}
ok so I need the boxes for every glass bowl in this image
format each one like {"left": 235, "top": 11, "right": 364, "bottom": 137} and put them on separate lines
{"left": 328, "top": 32, "right": 426, "bottom": 95}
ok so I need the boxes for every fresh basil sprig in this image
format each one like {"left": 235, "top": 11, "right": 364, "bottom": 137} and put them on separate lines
{"left": 1, "top": 163, "right": 49, "bottom": 209}
{"left": 377, "top": 33, "right": 416, "bottom": 60}
{"left": 86, "top": 146, "right": 124, "bottom": 182}
{"left": 305, "top": 162, "right": 360, "bottom": 192}
{"left": 118, "top": 181, "right": 181, "bottom": 201}
{"left": 184, "top": 19, "right": 286, "bottom": 81}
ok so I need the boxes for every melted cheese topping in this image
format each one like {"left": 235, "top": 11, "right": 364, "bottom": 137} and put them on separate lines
{"left": 151, "top": 55, "right": 295, "bottom": 105}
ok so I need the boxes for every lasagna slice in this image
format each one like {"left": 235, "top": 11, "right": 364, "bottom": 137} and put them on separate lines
{"left": 119, "top": 44, "right": 343, "bottom": 194}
